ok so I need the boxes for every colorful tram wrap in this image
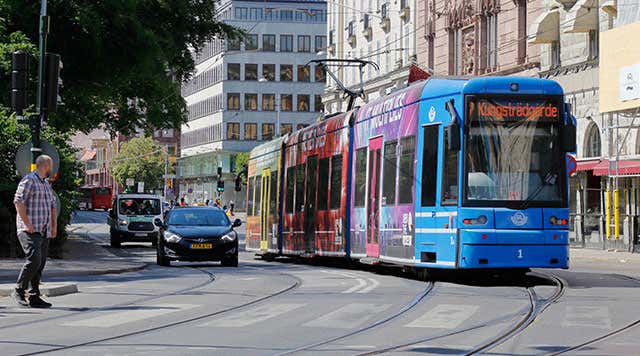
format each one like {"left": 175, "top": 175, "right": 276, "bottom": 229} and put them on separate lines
{"left": 246, "top": 76, "right": 573, "bottom": 269}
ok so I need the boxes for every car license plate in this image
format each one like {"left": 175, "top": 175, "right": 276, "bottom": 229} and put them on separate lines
{"left": 135, "top": 233, "right": 147, "bottom": 237}
{"left": 191, "top": 243, "right": 213, "bottom": 249}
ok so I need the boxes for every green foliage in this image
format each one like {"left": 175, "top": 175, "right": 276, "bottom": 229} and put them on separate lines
{"left": 110, "top": 137, "right": 164, "bottom": 191}
{"left": 1, "top": 0, "right": 241, "bottom": 135}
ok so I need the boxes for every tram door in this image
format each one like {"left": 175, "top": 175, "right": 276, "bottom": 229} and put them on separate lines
{"left": 366, "top": 137, "right": 383, "bottom": 258}
{"left": 260, "top": 168, "right": 271, "bottom": 251}
{"left": 304, "top": 156, "right": 318, "bottom": 253}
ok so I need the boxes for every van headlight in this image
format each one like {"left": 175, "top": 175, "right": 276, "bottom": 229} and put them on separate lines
{"left": 163, "top": 232, "right": 182, "bottom": 243}
{"left": 221, "top": 233, "right": 236, "bottom": 242}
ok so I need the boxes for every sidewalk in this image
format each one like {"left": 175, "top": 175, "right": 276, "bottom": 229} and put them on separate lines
{"left": 0, "top": 233, "right": 147, "bottom": 283}
{"left": 569, "top": 247, "right": 640, "bottom": 278}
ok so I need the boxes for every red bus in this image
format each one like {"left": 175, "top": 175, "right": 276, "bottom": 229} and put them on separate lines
{"left": 79, "top": 186, "right": 113, "bottom": 210}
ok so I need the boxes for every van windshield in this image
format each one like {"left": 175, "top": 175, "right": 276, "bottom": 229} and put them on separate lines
{"left": 118, "top": 198, "right": 161, "bottom": 216}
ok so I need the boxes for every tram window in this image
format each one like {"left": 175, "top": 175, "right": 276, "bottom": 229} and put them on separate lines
{"left": 354, "top": 148, "right": 367, "bottom": 207}
{"left": 254, "top": 176, "right": 262, "bottom": 216}
{"left": 317, "top": 158, "right": 330, "bottom": 210}
{"left": 441, "top": 129, "right": 459, "bottom": 205}
{"left": 330, "top": 154, "right": 343, "bottom": 209}
{"left": 382, "top": 140, "right": 398, "bottom": 206}
{"left": 295, "top": 164, "right": 305, "bottom": 212}
{"left": 421, "top": 127, "right": 438, "bottom": 206}
{"left": 398, "top": 135, "right": 416, "bottom": 204}
{"left": 285, "top": 167, "right": 295, "bottom": 213}
{"left": 247, "top": 176, "right": 255, "bottom": 216}
{"left": 270, "top": 171, "right": 278, "bottom": 216}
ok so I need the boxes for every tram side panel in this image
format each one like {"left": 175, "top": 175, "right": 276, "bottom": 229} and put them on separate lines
{"left": 350, "top": 83, "right": 426, "bottom": 264}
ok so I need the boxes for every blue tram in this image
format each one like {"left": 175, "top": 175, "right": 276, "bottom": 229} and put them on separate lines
{"left": 246, "top": 76, "right": 576, "bottom": 269}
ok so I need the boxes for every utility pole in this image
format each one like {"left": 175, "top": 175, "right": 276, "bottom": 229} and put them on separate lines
{"left": 164, "top": 144, "right": 168, "bottom": 200}
{"left": 32, "top": 0, "right": 49, "bottom": 169}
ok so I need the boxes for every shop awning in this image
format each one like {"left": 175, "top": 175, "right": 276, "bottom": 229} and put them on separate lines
{"left": 576, "top": 159, "right": 602, "bottom": 171}
{"left": 593, "top": 159, "right": 640, "bottom": 176}
{"left": 80, "top": 150, "right": 96, "bottom": 162}
{"left": 529, "top": 7, "right": 560, "bottom": 44}
{"left": 564, "top": 0, "right": 599, "bottom": 33}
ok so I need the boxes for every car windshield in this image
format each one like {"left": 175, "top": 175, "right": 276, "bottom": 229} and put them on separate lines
{"left": 464, "top": 97, "right": 565, "bottom": 206}
{"left": 118, "top": 198, "right": 161, "bottom": 215}
{"left": 167, "top": 209, "right": 231, "bottom": 227}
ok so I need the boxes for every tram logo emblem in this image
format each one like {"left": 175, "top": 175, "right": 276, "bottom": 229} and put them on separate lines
{"left": 510, "top": 212, "right": 528, "bottom": 226}
{"left": 428, "top": 106, "right": 436, "bottom": 122}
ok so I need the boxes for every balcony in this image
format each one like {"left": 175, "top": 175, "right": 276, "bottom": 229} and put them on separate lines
{"left": 380, "top": 4, "right": 390, "bottom": 32}
{"left": 362, "top": 14, "right": 372, "bottom": 39}
{"left": 347, "top": 21, "right": 356, "bottom": 47}
{"left": 399, "top": 1, "right": 410, "bottom": 21}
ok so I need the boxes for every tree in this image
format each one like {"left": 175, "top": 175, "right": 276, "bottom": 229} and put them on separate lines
{"left": 1, "top": 0, "right": 241, "bottom": 135}
{"left": 110, "top": 137, "right": 164, "bottom": 191}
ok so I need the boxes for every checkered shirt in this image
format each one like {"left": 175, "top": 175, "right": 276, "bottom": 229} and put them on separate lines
{"left": 14, "top": 172, "right": 56, "bottom": 237}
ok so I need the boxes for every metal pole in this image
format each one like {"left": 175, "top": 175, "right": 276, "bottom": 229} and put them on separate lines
{"left": 164, "top": 144, "right": 168, "bottom": 200}
{"left": 32, "top": 0, "right": 48, "bottom": 169}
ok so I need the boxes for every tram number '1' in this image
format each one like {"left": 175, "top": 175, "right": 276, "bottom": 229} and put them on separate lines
{"left": 517, "top": 249, "right": 524, "bottom": 259}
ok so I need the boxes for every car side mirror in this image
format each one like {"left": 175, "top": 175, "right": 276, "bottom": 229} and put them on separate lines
{"left": 154, "top": 218, "right": 165, "bottom": 229}
{"left": 233, "top": 219, "right": 242, "bottom": 228}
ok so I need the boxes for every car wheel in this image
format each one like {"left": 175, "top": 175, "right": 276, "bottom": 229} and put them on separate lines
{"left": 110, "top": 231, "right": 121, "bottom": 248}
{"left": 221, "top": 255, "right": 238, "bottom": 267}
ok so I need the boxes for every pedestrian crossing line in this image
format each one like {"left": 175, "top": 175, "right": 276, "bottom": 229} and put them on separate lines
{"left": 200, "top": 303, "right": 306, "bottom": 327}
{"left": 405, "top": 304, "right": 479, "bottom": 329}
{"left": 303, "top": 303, "right": 392, "bottom": 329}
{"left": 562, "top": 306, "right": 612, "bottom": 329}
{"left": 61, "top": 304, "right": 199, "bottom": 328}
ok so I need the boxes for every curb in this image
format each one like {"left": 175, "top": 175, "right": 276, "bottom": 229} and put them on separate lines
{"left": 0, "top": 264, "right": 147, "bottom": 283}
{"left": 0, "top": 283, "right": 78, "bottom": 298}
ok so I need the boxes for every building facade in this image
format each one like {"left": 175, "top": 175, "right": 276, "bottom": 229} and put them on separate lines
{"left": 416, "top": 0, "right": 541, "bottom": 77}
{"left": 178, "top": 0, "right": 327, "bottom": 207}
{"left": 323, "top": 0, "right": 417, "bottom": 112}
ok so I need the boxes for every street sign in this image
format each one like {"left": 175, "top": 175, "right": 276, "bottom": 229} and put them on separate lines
{"left": 126, "top": 178, "right": 134, "bottom": 186}
{"left": 137, "top": 181, "right": 144, "bottom": 193}
{"left": 15, "top": 140, "right": 59, "bottom": 178}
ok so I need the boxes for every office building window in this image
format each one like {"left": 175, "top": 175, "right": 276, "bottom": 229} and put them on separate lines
{"left": 298, "top": 35, "right": 311, "bottom": 52}
{"left": 227, "top": 37, "right": 241, "bottom": 51}
{"left": 263, "top": 34, "right": 276, "bottom": 51}
{"left": 314, "top": 65, "right": 326, "bottom": 82}
{"left": 448, "top": 29, "right": 461, "bottom": 75}
{"left": 314, "top": 95, "right": 323, "bottom": 112}
{"left": 315, "top": 35, "right": 327, "bottom": 53}
{"left": 245, "top": 34, "right": 258, "bottom": 51}
{"left": 227, "top": 93, "right": 240, "bottom": 110}
{"left": 245, "top": 93, "right": 258, "bottom": 111}
{"left": 262, "top": 94, "right": 275, "bottom": 111}
{"left": 281, "top": 123, "right": 293, "bottom": 135}
{"left": 589, "top": 30, "right": 599, "bottom": 60}
{"left": 227, "top": 122, "right": 240, "bottom": 140}
{"left": 486, "top": 13, "right": 498, "bottom": 71}
{"left": 281, "top": 94, "right": 293, "bottom": 111}
{"left": 297, "top": 65, "right": 310, "bottom": 82}
{"left": 262, "top": 64, "right": 275, "bottom": 81}
{"left": 281, "top": 64, "right": 293, "bottom": 81}
{"left": 227, "top": 63, "right": 240, "bottom": 80}
{"left": 262, "top": 123, "right": 275, "bottom": 141}
{"left": 281, "top": 10, "right": 293, "bottom": 21}
{"left": 234, "top": 7, "right": 248, "bottom": 19}
{"left": 245, "top": 64, "right": 258, "bottom": 80}
{"left": 550, "top": 41, "right": 560, "bottom": 68}
{"left": 244, "top": 123, "right": 257, "bottom": 140}
{"left": 297, "top": 95, "right": 310, "bottom": 112}
{"left": 280, "top": 35, "right": 293, "bottom": 52}
{"left": 249, "top": 8, "right": 262, "bottom": 20}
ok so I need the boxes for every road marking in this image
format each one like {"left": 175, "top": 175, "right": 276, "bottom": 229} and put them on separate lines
{"left": 303, "top": 303, "right": 392, "bottom": 329}
{"left": 405, "top": 304, "right": 479, "bottom": 329}
{"left": 320, "top": 270, "right": 379, "bottom": 294}
{"left": 61, "top": 304, "right": 198, "bottom": 328}
{"left": 562, "top": 306, "right": 612, "bottom": 329}
{"left": 200, "top": 303, "right": 305, "bottom": 327}
{"left": 357, "top": 278, "right": 380, "bottom": 294}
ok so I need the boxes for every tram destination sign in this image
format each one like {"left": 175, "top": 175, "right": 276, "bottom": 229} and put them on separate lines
{"left": 470, "top": 98, "right": 560, "bottom": 122}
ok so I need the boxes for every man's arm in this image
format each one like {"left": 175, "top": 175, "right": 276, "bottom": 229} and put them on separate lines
{"left": 15, "top": 202, "right": 34, "bottom": 233}
{"left": 50, "top": 207, "right": 57, "bottom": 238}
{"left": 14, "top": 178, "right": 34, "bottom": 233}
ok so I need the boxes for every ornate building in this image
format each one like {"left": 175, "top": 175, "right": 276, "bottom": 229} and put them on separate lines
{"left": 417, "top": 0, "right": 541, "bottom": 76}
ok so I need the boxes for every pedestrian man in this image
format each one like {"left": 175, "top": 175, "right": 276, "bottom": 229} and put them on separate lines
{"left": 12, "top": 155, "right": 57, "bottom": 308}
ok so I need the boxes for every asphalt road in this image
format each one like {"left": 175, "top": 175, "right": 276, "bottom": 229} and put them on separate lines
{"left": 0, "top": 210, "right": 638, "bottom": 355}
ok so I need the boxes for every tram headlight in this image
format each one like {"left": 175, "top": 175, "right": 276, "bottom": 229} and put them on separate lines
{"left": 163, "top": 231, "right": 182, "bottom": 243}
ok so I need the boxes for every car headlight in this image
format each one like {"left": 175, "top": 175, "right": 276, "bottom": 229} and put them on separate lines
{"left": 221, "top": 233, "right": 236, "bottom": 242}
{"left": 119, "top": 220, "right": 128, "bottom": 226}
{"left": 163, "top": 231, "right": 182, "bottom": 243}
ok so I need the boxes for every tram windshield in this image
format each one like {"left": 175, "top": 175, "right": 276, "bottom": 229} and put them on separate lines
{"left": 463, "top": 96, "right": 565, "bottom": 207}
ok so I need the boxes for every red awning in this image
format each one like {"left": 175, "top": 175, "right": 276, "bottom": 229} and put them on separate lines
{"left": 593, "top": 159, "right": 640, "bottom": 176}
{"left": 576, "top": 159, "right": 601, "bottom": 172}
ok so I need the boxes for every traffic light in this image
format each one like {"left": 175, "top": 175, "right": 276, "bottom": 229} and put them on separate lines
{"left": 11, "top": 51, "right": 29, "bottom": 116}
{"left": 217, "top": 166, "right": 223, "bottom": 178}
{"left": 234, "top": 175, "right": 242, "bottom": 192}
{"left": 43, "top": 53, "right": 61, "bottom": 113}
{"left": 217, "top": 180, "right": 224, "bottom": 192}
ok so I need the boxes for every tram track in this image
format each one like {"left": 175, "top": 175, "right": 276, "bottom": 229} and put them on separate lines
{"left": 354, "top": 271, "right": 566, "bottom": 355}
{"left": 0, "top": 265, "right": 216, "bottom": 332}
{"left": 275, "top": 280, "right": 436, "bottom": 356}
{"left": 17, "top": 266, "right": 302, "bottom": 356}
